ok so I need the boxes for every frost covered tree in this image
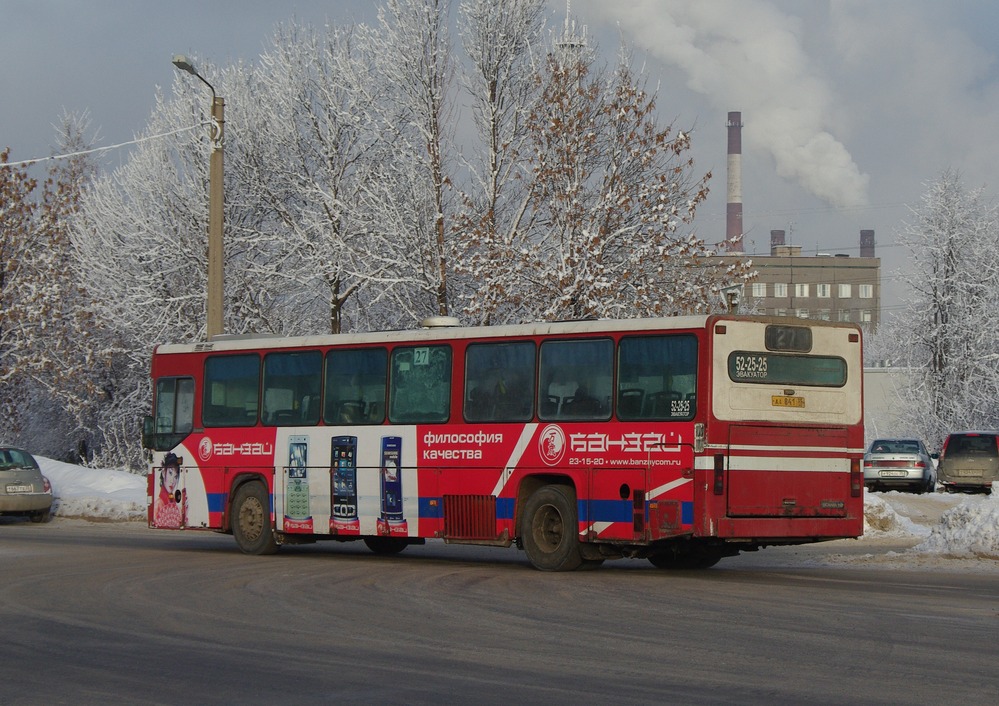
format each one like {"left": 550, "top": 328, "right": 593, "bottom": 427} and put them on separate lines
{"left": 457, "top": 24, "right": 750, "bottom": 323}
{"left": 245, "top": 21, "right": 411, "bottom": 334}
{"left": 884, "top": 169, "right": 999, "bottom": 448}
{"left": 454, "top": 0, "right": 545, "bottom": 323}
{"left": 0, "top": 148, "right": 39, "bottom": 441}
{"left": 0, "top": 115, "right": 102, "bottom": 461}
{"left": 370, "top": 0, "right": 458, "bottom": 318}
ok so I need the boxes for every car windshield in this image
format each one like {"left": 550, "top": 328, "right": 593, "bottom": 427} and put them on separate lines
{"left": 0, "top": 448, "right": 38, "bottom": 470}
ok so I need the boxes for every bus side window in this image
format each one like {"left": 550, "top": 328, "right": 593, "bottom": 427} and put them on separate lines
{"left": 617, "top": 335, "right": 698, "bottom": 421}
{"left": 464, "top": 341, "right": 535, "bottom": 423}
{"left": 389, "top": 345, "right": 452, "bottom": 424}
{"left": 203, "top": 354, "right": 261, "bottom": 427}
{"left": 262, "top": 350, "right": 322, "bottom": 426}
{"left": 538, "top": 339, "right": 613, "bottom": 421}
{"left": 324, "top": 348, "right": 388, "bottom": 426}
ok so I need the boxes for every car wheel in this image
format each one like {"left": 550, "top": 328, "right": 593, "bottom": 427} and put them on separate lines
{"left": 29, "top": 509, "right": 51, "bottom": 523}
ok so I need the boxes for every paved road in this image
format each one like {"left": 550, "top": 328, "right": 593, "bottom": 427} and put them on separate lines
{"left": 1, "top": 519, "right": 997, "bottom": 705}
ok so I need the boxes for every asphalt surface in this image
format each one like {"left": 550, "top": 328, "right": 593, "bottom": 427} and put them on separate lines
{"left": 0, "top": 517, "right": 996, "bottom": 705}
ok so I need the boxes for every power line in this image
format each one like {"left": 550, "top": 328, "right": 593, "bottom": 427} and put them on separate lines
{"left": 1, "top": 123, "right": 207, "bottom": 169}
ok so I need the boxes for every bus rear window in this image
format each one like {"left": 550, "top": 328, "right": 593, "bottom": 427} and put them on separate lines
{"left": 727, "top": 351, "right": 847, "bottom": 387}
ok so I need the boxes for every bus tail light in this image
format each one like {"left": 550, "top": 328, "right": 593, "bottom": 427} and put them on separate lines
{"left": 713, "top": 454, "right": 725, "bottom": 495}
{"left": 850, "top": 458, "right": 863, "bottom": 497}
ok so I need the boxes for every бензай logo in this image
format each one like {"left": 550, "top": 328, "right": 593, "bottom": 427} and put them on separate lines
{"left": 538, "top": 425, "right": 565, "bottom": 466}
{"left": 198, "top": 436, "right": 213, "bottom": 462}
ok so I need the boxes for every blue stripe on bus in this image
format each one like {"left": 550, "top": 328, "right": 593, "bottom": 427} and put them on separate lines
{"left": 207, "top": 493, "right": 226, "bottom": 514}
{"left": 583, "top": 500, "right": 694, "bottom": 525}
{"left": 583, "top": 499, "right": 634, "bottom": 523}
{"left": 497, "top": 497, "right": 515, "bottom": 520}
{"left": 682, "top": 501, "right": 693, "bottom": 525}
{"left": 419, "top": 497, "right": 443, "bottom": 519}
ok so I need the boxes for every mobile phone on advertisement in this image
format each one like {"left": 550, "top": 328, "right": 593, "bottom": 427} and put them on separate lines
{"left": 331, "top": 435, "right": 358, "bottom": 521}
{"left": 380, "top": 436, "right": 404, "bottom": 522}
{"left": 285, "top": 436, "right": 310, "bottom": 520}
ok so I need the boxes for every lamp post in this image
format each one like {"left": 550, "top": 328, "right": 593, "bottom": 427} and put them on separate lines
{"left": 172, "top": 54, "right": 225, "bottom": 339}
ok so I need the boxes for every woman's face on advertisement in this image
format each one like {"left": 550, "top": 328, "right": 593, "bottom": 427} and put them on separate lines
{"left": 163, "top": 465, "right": 180, "bottom": 492}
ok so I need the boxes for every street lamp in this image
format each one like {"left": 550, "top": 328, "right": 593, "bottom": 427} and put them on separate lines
{"left": 172, "top": 54, "right": 225, "bottom": 339}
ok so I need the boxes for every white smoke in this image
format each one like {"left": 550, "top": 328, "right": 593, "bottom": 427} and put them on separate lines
{"left": 574, "top": 0, "right": 870, "bottom": 208}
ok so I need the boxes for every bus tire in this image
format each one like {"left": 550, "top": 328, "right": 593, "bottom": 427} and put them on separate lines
{"left": 521, "top": 484, "right": 584, "bottom": 571}
{"left": 232, "top": 481, "right": 279, "bottom": 555}
{"left": 648, "top": 546, "right": 721, "bottom": 570}
{"left": 364, "top": 536, "right": 409, "bottom": 555}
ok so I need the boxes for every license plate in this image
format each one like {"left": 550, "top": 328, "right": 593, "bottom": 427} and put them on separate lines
{"left": 879, "top": 470, "right": 907, "bottom": 478}
{"left": 771, "top": 395, "right": 805, "bottom": 408}
{"left": 5, "top": 484, "right": 33, "bottom": 494}
{"left": 957, "top": 469, "right": 983, "bottom": 477}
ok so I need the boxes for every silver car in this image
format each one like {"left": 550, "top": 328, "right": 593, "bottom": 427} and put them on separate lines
{"left": 863, "top": 438, "right": 936, "bottom": 494}
{"left": 0, "top": 447, "right": 54, "bottom": 522}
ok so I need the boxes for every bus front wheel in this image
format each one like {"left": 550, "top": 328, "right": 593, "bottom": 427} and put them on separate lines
{"left": 521, "top": 484, "right": 585, "bottom": 571}
{"left": 231, "top": 481, "right": 279, "bottom": 555}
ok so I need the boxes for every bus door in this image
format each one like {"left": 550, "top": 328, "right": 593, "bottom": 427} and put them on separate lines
{"left": 726, "top": 424, "right": 850, "bottom": 518}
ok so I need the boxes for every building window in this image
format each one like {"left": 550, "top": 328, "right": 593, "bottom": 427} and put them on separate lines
{"left": 751, "top": 282, "right": 766, "bottom": 298}
{"left": 861, "top": 310, "right": 872, "bottom": 323}
{"left": 838, "top": 310, "right": 851, "bottom": 322}
{"left": 774, "top": 308, "right": 787, "bottom": 317}
{"left": 859, "top": 284, "right": 874, "bottom": 299}
{"left": 796, "top": 308, "right": 809, "bottom": 318}
{"left": 816, "top": 284, "right": 831, "bottom": 298}
{"left": 774, "top": 283, "right": 788, "bottom": 298}
{"left": 838, "top": 283, "right": 852, "bottom": 298}
{"left": 817, "top": 309, "right": 831, "bottom": 321}
{"left": 794, "top": 283, "right": 809, "bottom": 298}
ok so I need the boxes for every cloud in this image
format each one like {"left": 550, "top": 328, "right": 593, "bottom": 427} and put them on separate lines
{"left": 575, "top": 0, "right": 870, "bottom": 207}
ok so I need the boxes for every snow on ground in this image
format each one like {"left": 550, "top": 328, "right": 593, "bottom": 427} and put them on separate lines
{"left": 38, "top": 456, "right": 146, "bottom": 522}
{"left": 31, "top": 457, "right": 999, "bottom": 566}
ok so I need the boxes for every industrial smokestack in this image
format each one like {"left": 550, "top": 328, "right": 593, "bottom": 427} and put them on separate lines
{"left": 860, "top": 229, "right": 875, "bottom": 258}
{"left": 726, "top": 111, "right": 744, "bottom": 253}
{"left": 770, "top": 229, "right": 785, "bottom": 256}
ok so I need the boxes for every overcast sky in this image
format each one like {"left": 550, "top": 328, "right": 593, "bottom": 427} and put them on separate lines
{"left": 4, "top": 1, "right": 999, "bottom": 311}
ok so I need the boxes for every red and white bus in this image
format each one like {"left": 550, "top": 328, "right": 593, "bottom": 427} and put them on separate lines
{"left": 142, "top": 314, "right": 864, "bottom": 570}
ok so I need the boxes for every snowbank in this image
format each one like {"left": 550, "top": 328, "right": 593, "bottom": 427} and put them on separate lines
{"left": 38, "top": 456, "right": 146, "bottom": 521}
{"left": 913, "top": 483, "right": 999, "bottom": 558}
{"left": 863, "top": 490, "right": 932, "bottom": 538}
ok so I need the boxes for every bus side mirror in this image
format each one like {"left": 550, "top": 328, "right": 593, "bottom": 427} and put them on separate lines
{"left": 141, "top": 415, "right": 154, "bottom": 450}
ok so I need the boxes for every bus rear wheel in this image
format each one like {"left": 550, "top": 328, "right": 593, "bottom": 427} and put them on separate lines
{"left": 364, "top": 536, "right": 409, "bottom": 555}
{"left": 232, "top": 481, "right": 279, "bottom": 555}
{"left": 521, "top": 484, "right": 585, "bottom": 571}
{"left": 648, "top": 545, "right": 722, "bottom": 570}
